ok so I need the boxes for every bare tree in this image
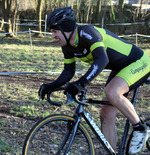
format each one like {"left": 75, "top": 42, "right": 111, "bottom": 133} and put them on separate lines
{"left": 138, "top": 0, "right": 144, "bottom": 21}
{"left": 36, "top": 0, "right": 43, "bottom": 36}
{"left": 69, "top": 0, "right": 75, "bottom": 8}
{"left": 0, "top": 18, "right": 4, "bottom": 30}
{"left": 86, "top": 0, "right": 92, "bottom": 23}
{"left": 118, "top": 0, "right": 124, "bottom": 34}
{"left": 2, "top": 0, "right": 18, "bottom": 37}
{"left": 76, "top": 0, "right": 81, "bottom": 22}
{"left": 12, "top": 0, "right": 19, "bottom": 33}
{"left": 96, "top": 0, "right": 102, "bottom": 23}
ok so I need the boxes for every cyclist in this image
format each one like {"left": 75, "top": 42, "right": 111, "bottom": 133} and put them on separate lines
{"left": 39, "top": 6, "right": 150, "bottom": 154}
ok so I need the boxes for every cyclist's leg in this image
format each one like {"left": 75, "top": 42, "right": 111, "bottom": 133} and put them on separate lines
{"left": 105, "top": 51, "right": 150, "bottom": 124}
{"left": 100, "top": 76, "right": 139, "bottom": 151}
{"left": 105, "top": 77, "right": 140, "bottom": 124}
{"left": 104, "top": 52, "right": 150, "bottom": 154}
{"left": 100, "top": 104, "right": 118, "bottom": 151}
{"left": 100, "top": 71, "right": 120, "bottom": 151}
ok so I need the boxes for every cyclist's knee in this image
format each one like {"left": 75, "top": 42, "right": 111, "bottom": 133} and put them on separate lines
{"left": 104, "top": 77, "right": 129, "bottom": 102}
{"left": 105, "top": 86, "right": 119, "bottom": 100}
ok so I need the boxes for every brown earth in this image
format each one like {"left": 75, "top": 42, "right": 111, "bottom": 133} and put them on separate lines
{"left": 0, "top": 74, "right": 150, "bottom": 155}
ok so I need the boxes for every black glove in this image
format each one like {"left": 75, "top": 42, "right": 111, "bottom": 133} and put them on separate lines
{"left": 65, "top": 82, "right": 84, "bottom": 98}
{"left": 38, "top": 83, "right": 53, "bottom": 100}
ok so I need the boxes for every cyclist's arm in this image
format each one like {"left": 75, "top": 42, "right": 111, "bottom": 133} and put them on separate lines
{"left": 48, "top": 45, "right": 76, "bottom": 89}
{"left": 50, "top": 62, "right": 75, "bottom": 88}
{"left": 78, "top": 47, "right": 109, "bottom": 86}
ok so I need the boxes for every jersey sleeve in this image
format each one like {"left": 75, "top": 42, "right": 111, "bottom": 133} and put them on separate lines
{"left": 77, "top": 26, "right": 109, "bottom": 86}
{"left": 50, "top": 47, "right": 76, "bottom": 88}
{"left": 78, "top": 47, "right": 109, "bottom": 86}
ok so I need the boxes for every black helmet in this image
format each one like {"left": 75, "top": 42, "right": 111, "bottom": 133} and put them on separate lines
{"left": 47, "top": 6, "right": 77, "bottom": 45}
{"left": 47, "top": 6, "right": 76, "bottom": 30}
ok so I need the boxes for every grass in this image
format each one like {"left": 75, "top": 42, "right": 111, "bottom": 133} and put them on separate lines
{"left": 0, "top": 33, "right": 149, "bottom": 107}
{"left": 0, "top": 34, "right": 62, "bottom": 72}
{"left": 0, "top": 33, "right": 150, "bottom": 154}
{"left": 0, "top": 139, "right": 12, "bottom": 153}
{"left": 0, "top": 33, "right": 149, "bottom": 120}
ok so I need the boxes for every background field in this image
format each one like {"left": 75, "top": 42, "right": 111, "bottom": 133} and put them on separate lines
{"left": 0, "top": 33, "right": 150, "bottom": 154}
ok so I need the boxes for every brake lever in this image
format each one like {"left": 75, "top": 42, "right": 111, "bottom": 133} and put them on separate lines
{"left": 74, "top": 89, "right": 89, "bottom": 106}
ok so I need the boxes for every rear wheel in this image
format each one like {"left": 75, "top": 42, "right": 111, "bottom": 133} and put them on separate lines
{"left": 145, "top": 118, "right": 150, "bottom": 152}
{"left": 22, "top": 114, "right": 95, "bottom": 155}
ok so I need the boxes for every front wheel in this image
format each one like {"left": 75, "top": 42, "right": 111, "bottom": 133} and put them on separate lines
{"left": 22, "top": 114, "right": 95, "bottom": 155}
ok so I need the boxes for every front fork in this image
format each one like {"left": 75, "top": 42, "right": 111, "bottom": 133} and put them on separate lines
{"left": 64, "top": 116, "right": 81, "bottom": 154}
{"left": 56, "top": 116, "right": 81, "bottom": 155}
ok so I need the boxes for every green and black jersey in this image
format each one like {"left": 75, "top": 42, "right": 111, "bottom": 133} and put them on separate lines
{"left": 51, "top": 25, "right": 150, "bottom": 89}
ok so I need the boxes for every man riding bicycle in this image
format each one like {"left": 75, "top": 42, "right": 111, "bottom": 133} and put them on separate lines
{"left": 39, "top": 6, "right": 150, "bottom": 154}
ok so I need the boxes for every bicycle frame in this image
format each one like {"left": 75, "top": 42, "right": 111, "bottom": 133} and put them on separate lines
{"left": 47, "top": 79, "right": 150, "bottom": 155}
{"left": 82, "top": 105, "right": 116, "bottom": 154}
{"left": 63, "top": 103, "right": 116, "bottom": 155}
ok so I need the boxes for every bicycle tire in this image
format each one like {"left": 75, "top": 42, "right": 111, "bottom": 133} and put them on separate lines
{"left": 126, "top": 118, "right": 150, "bottom": 155}
{"left": 22, "top": 114, "right": 95, "bottom": 155}
{"left": 145, "top": 118, "right": 150, "bottom": 152}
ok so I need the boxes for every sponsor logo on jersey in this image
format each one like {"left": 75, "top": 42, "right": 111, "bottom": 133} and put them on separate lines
{"left": 83, "top": 49, "right": 88, "bottom": 54}
{"left": 74, "top": 53, "right": 82, "bottom": 56}
{"left": 130, "top": 62, "right": 147, "bottom": 74}
{"left": 80, "top": 30, "right": 93, "bottom": 40}
{"left": 74, "top": 49, "right": 88, "bottom": 56}
{"left": 87, "top": 64, "right": 99, "bottom": 80}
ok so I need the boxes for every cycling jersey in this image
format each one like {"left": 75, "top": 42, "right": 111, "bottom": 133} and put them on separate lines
{"left": 51, "top": 25, "right": 150, "bottom": 89}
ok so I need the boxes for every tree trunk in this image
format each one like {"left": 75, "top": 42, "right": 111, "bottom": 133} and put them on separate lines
{"left": 36, "top": 0, "right": 43, "bottom": 37}
{"left": 86, "top": 0, "right": 92, "bottom": 23}
{"left": 76, "top": 0, "right": 80, "bottom": 22}
{"left": 12, "top": 0, "right": 19, "bottom": 35}
{"left": 54, "top": 0, "right": 61, "bottom": 9}
{"left": 138, "top": 0, "right": 143, "bottom": 21}
{"left": 118, "top": 0, "right": 124, "bottom": 34}
{"left": 96, "top": 0, "right": 102, "bottom": 23}
{"left": 110, "top": 0, "right": 115, "bottom": 21}
{"left": 70, "top": 0, "right": 75, "bottom": 8}
{"left": 0, "top": 18, "right": 4, "bottom": 30}
{"left": 79, "top": 0, "right": 86, "bottom": 23}
{"left": 2, "top": 0, "right": 13, "bottom": 37}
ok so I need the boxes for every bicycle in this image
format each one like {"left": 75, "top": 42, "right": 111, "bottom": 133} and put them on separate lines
{"left": 22, "top": 79, "right": 150, "bottom": 155}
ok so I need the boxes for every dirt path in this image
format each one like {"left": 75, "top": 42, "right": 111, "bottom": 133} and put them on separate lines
{"left": 0, "top": 74, "right": 149, "bottom": 154}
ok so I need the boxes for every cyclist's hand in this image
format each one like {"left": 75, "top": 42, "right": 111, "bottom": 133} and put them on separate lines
{"left": 38, "top": 83, "right": 53, "bottom": 100}
{"left": 64, "top": 82, "right": 84, "bottom": 98}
